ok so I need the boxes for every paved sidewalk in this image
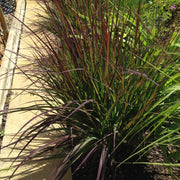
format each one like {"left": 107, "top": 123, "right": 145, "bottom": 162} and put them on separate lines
{"left": 0, "top": 1, "right": 72, "bottom": 179}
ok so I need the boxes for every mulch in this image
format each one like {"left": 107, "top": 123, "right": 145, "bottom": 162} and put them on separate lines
{"left": 72, "top": 145, "right": 180, "bottom": 180}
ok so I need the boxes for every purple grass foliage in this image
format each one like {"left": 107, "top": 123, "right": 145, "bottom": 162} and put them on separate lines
{"left": 72, "top": 146, "right": 97, "bottom": 175}
{"left": 96, "top": 144, "right": 107, "bottom": 180}
{"left": 3, "top": 0, "right": 180, "bottom": 179}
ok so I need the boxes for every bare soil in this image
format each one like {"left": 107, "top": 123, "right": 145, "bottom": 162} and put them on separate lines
{"left": 72, "top": 145, "right": 180, "bottom": 180}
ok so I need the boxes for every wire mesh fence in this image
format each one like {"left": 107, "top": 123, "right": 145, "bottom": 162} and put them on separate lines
{"left": 0, "top": 0, "right": 16, "bottom": 15}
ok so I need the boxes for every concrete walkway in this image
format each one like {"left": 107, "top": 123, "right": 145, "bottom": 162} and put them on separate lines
{"left": 0, "top": 1, "right": 72, "bottom": 179}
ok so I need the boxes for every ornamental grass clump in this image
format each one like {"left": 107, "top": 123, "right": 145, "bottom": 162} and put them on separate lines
{"left": 3, "top": 0, "right": 180, "bottom": 179}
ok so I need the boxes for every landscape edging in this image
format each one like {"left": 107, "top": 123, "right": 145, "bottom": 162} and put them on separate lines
{"left": 0, "top": 0, "right": 26, "bottom": 126}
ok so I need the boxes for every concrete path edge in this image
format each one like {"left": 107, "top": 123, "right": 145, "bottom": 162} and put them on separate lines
{"left": 0, "top": 0, "right": 26, "bottom": 126}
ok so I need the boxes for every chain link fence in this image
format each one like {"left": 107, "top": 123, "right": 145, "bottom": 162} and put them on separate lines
{"left": 0, "top": 0, "right": 16, "bottom": 15}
